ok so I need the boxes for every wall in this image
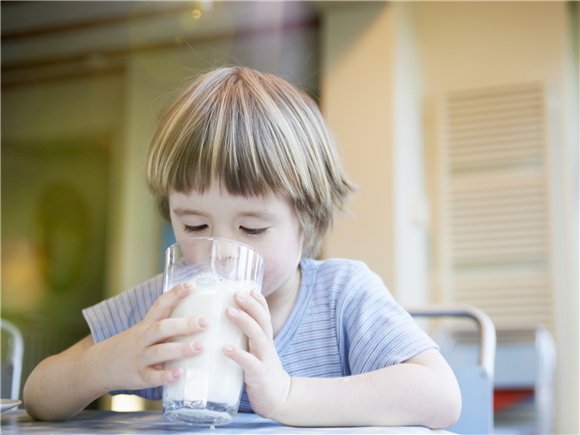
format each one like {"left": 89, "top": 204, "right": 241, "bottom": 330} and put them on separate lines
{"left": 392, "top": 3, "right": 429, "bottom": 306}
{"left": 2, "top": 77, "right": 125, "bottom": 304}
{"left": 321, "top": 3, "right": 429, "bottom": 305}
{"left": 1, "top": 74, "right": 125, "bottom": 398}
{"left": 321, "top": 2, "right": 395, "bottom": 289}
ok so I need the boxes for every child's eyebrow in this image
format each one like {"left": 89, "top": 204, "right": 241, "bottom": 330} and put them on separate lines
{"left": 172, "top": 208, "right": 206, "bottom": 217}
{"left": 236, "top": 211, "right": 277, "bottom": 220}
{"left": 172, "top": 208, "right": 277, "bottom": 220}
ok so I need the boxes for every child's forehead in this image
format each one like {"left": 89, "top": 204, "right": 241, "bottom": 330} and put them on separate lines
{"left": 169, "top": 189, "right": 299, "bottom": 225}
{"left": 169, "top": 183, "right": 294, "bottom": 209}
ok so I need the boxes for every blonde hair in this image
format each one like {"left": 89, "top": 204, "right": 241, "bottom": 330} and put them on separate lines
{"left": 145, "top": 67, "right": 355, "bottom": 258}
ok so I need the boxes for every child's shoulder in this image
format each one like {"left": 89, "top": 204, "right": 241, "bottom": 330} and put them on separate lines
{"left": 299, "top": 258, "right": 391, "bottom": 310}
{"left": 300, "top": 257, "right": 378, "bottom": 286}
{"left": 301, "top": 257, "right": 371, "bottom": 272}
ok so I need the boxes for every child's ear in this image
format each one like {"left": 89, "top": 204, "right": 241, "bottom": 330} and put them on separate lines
{"left": 301, "top": 229, "right": 321, "bottom": 259}
{"left": 297, "top": 228, "right": 311, "bottom": 256}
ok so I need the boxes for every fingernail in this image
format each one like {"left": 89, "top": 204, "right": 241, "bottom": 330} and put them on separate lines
{"left": 197, "top": 317, "right": 209, "bottom": 328}
{"left": 227, "top": 307, "right": 238, "bottom": 315}
{"left": 252, "top": 289, "right": 262, "bottom": 299}
{"left": 236, "top": 292, "right": 246, "bottom": 300}
{"left": 172, "top": 368, "right": 181, "bottom": 379}
{"left": 223, "top": 344, "right": 234, "bottom": 353}
{"left": 183, "top": 281, "right": 193, "bottom": 289}
{"left": 192, "top": 341, "right": 203, "bottom": 351}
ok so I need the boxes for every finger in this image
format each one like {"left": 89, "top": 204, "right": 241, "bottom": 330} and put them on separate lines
{"left": 234, "top": 290, "right": 273, "bottom": 340}
{"left": 144, "top": 316, "right": 209, "bottom": 346}
{"left": 144, "top": 281, "right": 193, "bottom": 324}
{"left": 222, "top": 344, "right": 262, "bottom": 379}
{"left": 252, "top": 289, "right": 269, "bottom": 311}
{"left": 225, "top": 307, "right": 270, "bottom": 358}
{"left": 143, "top": 341, "right": 205, "bottom": 366}
{"left": 142, "top": 366, "right": 183, "bottom": 387}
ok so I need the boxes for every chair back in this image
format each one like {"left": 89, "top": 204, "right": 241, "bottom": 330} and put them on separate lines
{"left": 1, "top": 319, "right": 24, "bottom": 400}
{"left": 406, "top": 304, "right": 496, "bottom": 435}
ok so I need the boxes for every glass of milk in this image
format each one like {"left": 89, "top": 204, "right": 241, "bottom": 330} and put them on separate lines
{"left": 162, "top": 237, "right": 265, "bottom": 426}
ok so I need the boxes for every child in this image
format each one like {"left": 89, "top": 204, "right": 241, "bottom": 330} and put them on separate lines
{"left": 23, "top": 67, "right": 461, "bottom": 428}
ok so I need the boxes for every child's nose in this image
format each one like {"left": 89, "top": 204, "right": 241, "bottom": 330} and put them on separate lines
{"left": 208, "top": 239, "right": 249, "bottom": 280}
{"left": 210, "top": 238, "right": 241, "bottom": 262}
{"left": 207, "top": 226, "right": 236, "bottom": 243}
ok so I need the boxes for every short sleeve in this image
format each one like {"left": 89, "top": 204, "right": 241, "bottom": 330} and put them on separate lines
{"left": 82, "top": 274, "right": 164, "bottom": 399}
{"left": 337, "top": 263, "right": 438, "bottom": 375}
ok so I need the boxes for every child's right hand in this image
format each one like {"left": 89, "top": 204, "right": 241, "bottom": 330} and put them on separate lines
{"left": 97, "top": 281, "right": 208, "bottom": 391}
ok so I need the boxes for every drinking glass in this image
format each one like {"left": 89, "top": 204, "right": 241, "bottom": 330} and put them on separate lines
{"left": 162, "top": 237, "right": 265, "bottom": 426}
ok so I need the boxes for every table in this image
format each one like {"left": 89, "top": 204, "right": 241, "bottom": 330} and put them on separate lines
{"left": 1, "top": 410, "right": 454, "bottom": 434}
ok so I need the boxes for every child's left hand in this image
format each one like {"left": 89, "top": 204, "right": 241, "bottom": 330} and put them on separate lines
{"left": 222, "top": 289, "right": 291, "bottom": 419}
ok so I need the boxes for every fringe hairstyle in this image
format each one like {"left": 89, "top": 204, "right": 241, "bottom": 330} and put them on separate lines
{"left": 145, "top": 67, "right": 356, "bottom": 258}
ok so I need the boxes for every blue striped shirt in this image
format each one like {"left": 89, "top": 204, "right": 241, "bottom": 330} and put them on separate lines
{"left": 83, "top": 258, "right": 437, "bottom": 412}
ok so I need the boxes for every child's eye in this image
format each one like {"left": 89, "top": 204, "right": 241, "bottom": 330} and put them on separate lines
{"left": 240, "top": 226, "right": 268, "bottom": 236}
{"left": 184, "top": 224, "right": 208, "bottom": 233}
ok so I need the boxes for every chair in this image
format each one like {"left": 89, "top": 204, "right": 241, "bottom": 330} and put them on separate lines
{"left": 1, "top": 319, "right": 24, "bottom": 400}
{"left": 440, "top": 326, "right": 556, "bottom": 434}
{"left": 494, "top": 326, "right": 555, "bottom": 434}
{"left": 406, "top": 304, "right": 496, "bottom": 435}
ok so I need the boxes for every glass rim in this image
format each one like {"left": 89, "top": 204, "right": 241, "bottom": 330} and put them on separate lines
{"left": 167, "top": 237, "right": 265, "bottom": 262}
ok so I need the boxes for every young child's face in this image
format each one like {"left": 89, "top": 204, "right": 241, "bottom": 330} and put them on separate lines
{"left": 168, "top": 183, "right": 304, "bottom": 299}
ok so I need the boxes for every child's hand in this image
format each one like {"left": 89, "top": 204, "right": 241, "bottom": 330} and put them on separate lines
{"left": 99, "top": 282, "right": 208, "bottom": 391}
{"left": 223, "top": 290, "right": 291, "bottom": 419}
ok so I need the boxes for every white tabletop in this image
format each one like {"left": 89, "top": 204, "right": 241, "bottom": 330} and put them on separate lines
{"left": 1, "top": 410, "right": 454, "bottom": 434}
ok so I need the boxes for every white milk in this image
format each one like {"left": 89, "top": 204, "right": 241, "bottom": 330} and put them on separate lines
{"left": 165, "top": 274, "right": 257, "bottom": 407}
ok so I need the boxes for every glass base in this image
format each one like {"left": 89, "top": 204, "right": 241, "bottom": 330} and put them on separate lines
{"left": 163, "top": 399, "right": 238, "bottom": 426}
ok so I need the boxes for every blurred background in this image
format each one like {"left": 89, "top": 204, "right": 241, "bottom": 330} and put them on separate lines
{"left": 1, "top": 1, "right": 578, "bottom": 433}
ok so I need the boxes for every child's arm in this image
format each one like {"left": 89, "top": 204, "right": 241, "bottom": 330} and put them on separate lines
{"left": 23, "top": 282, "right": 207, "bottom": 421}
{"left": 270, "top": 350, "right": 460, "bottom": 428}
{"left": 225, "top": 290, "right": 462, "bottom": 429}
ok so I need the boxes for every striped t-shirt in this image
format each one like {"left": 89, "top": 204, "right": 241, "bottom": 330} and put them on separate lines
{"left": 83, "top": 258, "right": 437, "bottom": 412}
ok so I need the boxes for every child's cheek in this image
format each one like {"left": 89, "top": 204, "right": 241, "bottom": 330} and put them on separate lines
{"left": 260, "top": 257, "right": 281, "bottom": 297}
{"left": 260, "top": 255, "right": 300, "bottom": 299}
